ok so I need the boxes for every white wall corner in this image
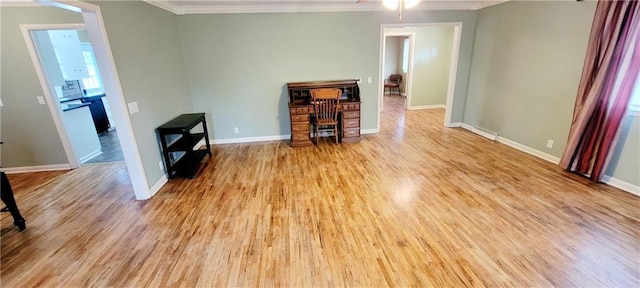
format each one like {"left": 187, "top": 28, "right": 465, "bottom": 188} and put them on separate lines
{"left": 448, "top": 122, "right": 463, "bottom": 128}
{"left": 141, "top": 0, "right": 179, "bottom": 14}
{"left": 2, "top": 164, "right": 72, "bottom": 174}
{"left": 601, "top": 176, "right": 640, "bottom": 197}
{"left": 148, "top": 174, "right": 168, "bottom": 199}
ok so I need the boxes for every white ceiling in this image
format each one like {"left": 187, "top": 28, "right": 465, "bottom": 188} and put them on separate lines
{"left": 0, "top": 0, "right": 509, "bottom": 14}
{"left": 141, "top": 0, "right": 509, "bottom": 14}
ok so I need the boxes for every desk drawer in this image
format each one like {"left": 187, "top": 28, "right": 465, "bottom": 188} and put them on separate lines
{"left": 292, "top": 123, "right": 309, "bottom": 132}
{"left": 343, "top": 118, "right": 360, "bottom": 128}
{"left": 343, "top": 128, "right": 360, "bottom": 138}
{"left": 290, "top": 107, "right": 309, "bottom": 115}
{"left": 291, "top": 114, "right": 309, "bottom": 122}
{"left": 292, "top": 132, "right": 310, "bottom": 141}
{"left": 342, "top": 103, "right": 360, "bottom": 111}
{"left": 343, "top": 111, "right": 359, "bottom": 119}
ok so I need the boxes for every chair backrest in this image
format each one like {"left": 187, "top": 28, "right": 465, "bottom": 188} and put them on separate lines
{"left": 310, "top": 88, "right": 341, "bottom": 122}
{"left": 389, "top": 74, "right": 402, "bottom": 84}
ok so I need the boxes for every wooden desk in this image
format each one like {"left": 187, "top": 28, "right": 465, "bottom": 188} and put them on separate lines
{"left": 287, "top": 79, "right": 361, "bottom": 147}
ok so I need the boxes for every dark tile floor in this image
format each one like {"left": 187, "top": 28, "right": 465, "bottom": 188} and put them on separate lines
{"left": 84, "top": 129, "right": 125, "bottom": 164}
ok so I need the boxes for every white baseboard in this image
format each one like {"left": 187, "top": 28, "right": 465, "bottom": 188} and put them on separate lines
{"left": 460, "top": 123, "right": 560, "bottom": 164}
{"left": 460, "top": 123, "right": 640, "bottom": 196}
{"left": 361, "top": 128, "right": 379, "bottom": 134}
{"left": 601, "top": 176, "right": 640, "bottom": 196}
{"left": 148, "top": 174, "right": 168, "bottom": 198}
{"left": 407, "top": 104, "right": 446, "bottom": 110}
{"left": 199, "top": 134, "right": 289, "bottom": 145}
{"left": 2, "top": 164, "right": 72, "bottom": 174}
{"left": 80, "top": 149, "right": 102, "bottom": 164}
{"left": 448, "top": 122, "right": 463, "bottom": 128}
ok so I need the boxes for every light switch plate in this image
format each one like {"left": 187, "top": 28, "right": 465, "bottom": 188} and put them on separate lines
{"left": 367, "top": 77, "right": 372, "bottom": 84}
{"left": 37, "top": 96, "right": 46, "bottom": 105}
{"left": 128, "top": 101, "right": 139, "bottom": 114}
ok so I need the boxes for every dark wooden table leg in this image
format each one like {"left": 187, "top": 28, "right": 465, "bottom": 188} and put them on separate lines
{"left": 1, "top": 172, "right": 26, "bottom": 231}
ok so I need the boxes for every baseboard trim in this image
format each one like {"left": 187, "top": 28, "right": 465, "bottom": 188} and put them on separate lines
{"left": 148, "top": 174, "right": 168, "bottom": 199}
{"left": 80, "top": 149, "right": 102, "bottom": 164}
{"left": 407, "top": 104, "right": 446, "bottom": 110}
{"left": 2, "top": 164, "right": 72, "bottom": 174}
{"left": 460, "top": 123, "right": 560, "bottom": 164}
{"left": 361, "top": 128, "right": 379, "bottom": 134}
{"left": 448, "top": 122, "right": 463, "bottom": 128}
{"left": 201, "top": 134, "right": 289, "bottom": 145}
{"left": 601, "top": 176, "right": 640, "bottom": 196}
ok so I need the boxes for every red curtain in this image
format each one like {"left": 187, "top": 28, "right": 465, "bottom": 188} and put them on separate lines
{"left": 560, "top": 0, "right": 640, "bottom": 181}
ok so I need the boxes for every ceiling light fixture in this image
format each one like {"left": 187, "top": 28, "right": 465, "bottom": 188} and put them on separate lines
{"left": 382, "top": 0, "right": 421, "bottom": 22}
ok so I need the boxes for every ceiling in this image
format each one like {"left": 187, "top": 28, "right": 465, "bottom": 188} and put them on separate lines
{"left": 0, "top": 0, "right": 509, "bottom": 14}
{"left": 142, "top": 0, "right": 509, "bottom": 14}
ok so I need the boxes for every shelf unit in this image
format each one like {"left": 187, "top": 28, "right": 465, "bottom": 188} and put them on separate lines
{"left": 157, "top": 113, "right": 212, "bottom": 179}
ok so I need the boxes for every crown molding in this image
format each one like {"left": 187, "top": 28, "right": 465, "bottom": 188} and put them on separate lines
{"left": 0, "top": 0, "right": 43, "bottom": 7}
{"left": 475, "top": 0, "right": 510, "bottom": 9}
{"left": 142, "top": 0, "right": 484, "bottom": 15}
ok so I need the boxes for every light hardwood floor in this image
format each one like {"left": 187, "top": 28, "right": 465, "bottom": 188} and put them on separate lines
{"left": 2, "top": 95, "right": 639, "bottom": 287}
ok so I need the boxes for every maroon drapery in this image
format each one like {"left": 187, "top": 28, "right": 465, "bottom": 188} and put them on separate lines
{"left": 560, "top": 0, "right": 640, "bottom": 181}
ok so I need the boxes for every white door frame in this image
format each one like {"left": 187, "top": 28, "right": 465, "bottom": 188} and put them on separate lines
{"left": 21, "top": 1, "right": 152, "bottom": 200}
{"left": 380, "top": 32, "right": 416, "bottom": 113}
{"left": 377, "top": 22, "right": 463, "bottom": 130}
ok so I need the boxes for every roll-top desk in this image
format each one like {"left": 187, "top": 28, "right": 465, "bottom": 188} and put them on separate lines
{"left": 287, "top": 79, "right": 361, "bottom": 147}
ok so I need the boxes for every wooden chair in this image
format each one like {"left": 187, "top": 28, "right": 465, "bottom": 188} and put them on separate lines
{"left": 310, "top": 88, "right": 341, "bottom": 145}
{"left": 384, "top": 74, "right": 402, "bottom": 95}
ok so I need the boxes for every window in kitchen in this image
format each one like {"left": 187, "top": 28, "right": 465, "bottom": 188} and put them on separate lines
{"left": 80, "top": 43, "right": 103, "bottom": 95}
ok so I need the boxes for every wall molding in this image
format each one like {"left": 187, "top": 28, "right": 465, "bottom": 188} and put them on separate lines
{"left": 148, "top": 174, "right": 168, "bottom": 199}
{"left": 460, "top": 123, "right": 560, "bottom": 164}
{"left": 601, "top": 176, "right": 640, "bottom": 197}
{"left": 2, "top": 164, "right": 72, "bottom": 174}
{"left": 142, "top": 0, "right": 484, "bottom": 15}
{"left": 460, "top": 123, "right": 640, "bottom": 196}
{"left": 361, "top": 128, "right": 380, "bottom": 134}
{"left": 80, "top": 150, "right": 102, "bottom": 164}
{"left": 407, "top": 104, "right": 446, "bottom": 111}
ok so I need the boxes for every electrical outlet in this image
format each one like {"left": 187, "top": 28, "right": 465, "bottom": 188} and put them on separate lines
{"left": 547, "top": 139, "right": 554, "bottom": 149}
{"left": 127, "top": 101, "right": 139, "bottom": 114}
{"left": 367, "top": 77, "right": 372, "bottom": 84}
{"left": 158, "top": 161, "right": 163, "bottom": 171}
{"left": 234, "top": 127, "right": 239, "bottom": 134}
{"left": 37, "top": 96, "right": 46, "bottom": 105}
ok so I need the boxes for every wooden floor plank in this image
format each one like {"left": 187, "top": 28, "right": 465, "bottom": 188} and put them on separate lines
{"left": 1, "top": 95, "right": 638, "bottom": 287}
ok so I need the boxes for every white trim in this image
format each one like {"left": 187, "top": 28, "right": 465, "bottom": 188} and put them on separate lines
{"left": 0, "top": 0, "right": 43, "bottom": 7}
{"left": 407, "top": 104, "right": 445, "bottom": 110}
{"left": 361, "top": 128, "right": 379, "bottom": 134}
{"left": 21, "top": 23, "right": 85, "bottom": 170}
{"left": 444, "top": 24, "right": 462, "bottom": 127}
{"left": 460, "top": 123, "right": 561, "bottom": 164}
{"left": 39, "top": 1, "right": 152, "bottom": 200}
{"left": 141, "top": 0, "right": 483, "bottom": 15}
{"left": 379, "top": 22, "right": 463, "bottom": 132}
{"left": 149, "top": 174, "right": 168, "bottom": 197}
{"left": 601, "top": 176, "right": 640, "bottom": 196}
{"left": 79, "top": 149, "right": 102, "bottom": 164}
{"left": 475, "top": 1, "right": 510, "bottom": 10}
{"left": 496, "top": 136, "right": 560, "bottom": 164}
{"left": 206, "top": 135, "right": 290, "bottom": 145}
{"left": 2, "top": 164, "right": 72, "bottom": 174}
{"left": 448, "top": 122, "right": 463, "bottom": 128}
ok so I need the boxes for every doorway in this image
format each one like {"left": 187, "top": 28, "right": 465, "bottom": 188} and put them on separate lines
{"left": 20, "top": 1, "right": 151, "bottom": 200}
{"left": 378, "top": 23, "right": 463, "bottom": 130}
{"left": 28, "top": 27, "right": 124, "bottom": 166}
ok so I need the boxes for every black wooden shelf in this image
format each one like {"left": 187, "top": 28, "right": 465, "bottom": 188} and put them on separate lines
{"left": 157, "top": 113, "right": 212, "bottom": 179}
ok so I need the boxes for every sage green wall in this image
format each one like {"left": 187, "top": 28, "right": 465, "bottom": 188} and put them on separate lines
{"left": 605, "top": 114, "right": 640, "bottom": 186}
{"left": 384, "top": 36, "right": 401, "bottom": 79}
{"left": 177, "top": 10, "right": 476, "bottom": 139}
{"left": 464, "top": 1, "right": 596, "bottom": 156}
{"left": 92, "top": 1, "right": 193, "bottom": 186}
{"left": 464, "top": 0, "right": 639, "bottom": 187}
{"left": 0, "top": 7, "right": 82, "bottom": 167}
{"left": 388, "top": 26, "right": 454, "bottom": 107}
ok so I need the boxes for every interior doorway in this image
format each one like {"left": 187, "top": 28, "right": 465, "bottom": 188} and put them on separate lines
{"left": 378, "top": 23, "right": 463, "bottom": 131}
{"left": 27, "top": 27, "right": 124, "bottom": 166}
{"left": 20, "top": 1, "right": 151, "bottom": 200}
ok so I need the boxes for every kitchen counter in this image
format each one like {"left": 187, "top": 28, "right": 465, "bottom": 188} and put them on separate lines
{"left": 62, "top": 102, "right": 91, "bottom": 112}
